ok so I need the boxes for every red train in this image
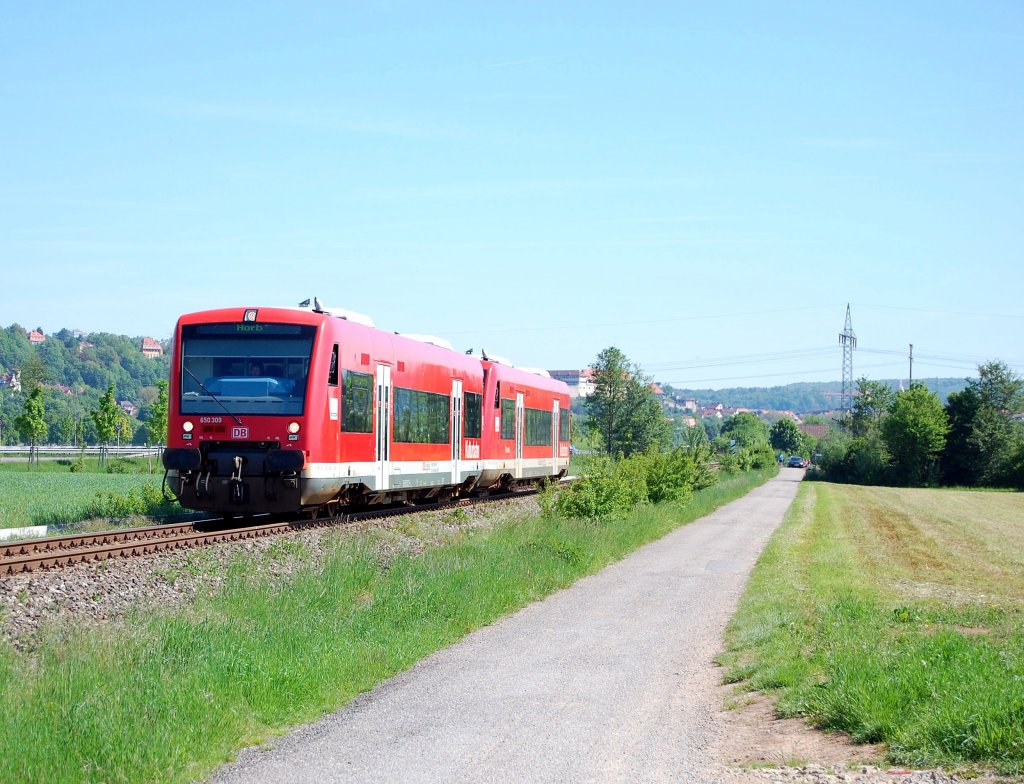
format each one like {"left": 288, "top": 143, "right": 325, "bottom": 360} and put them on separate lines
{"left": 162, "top": 301, "right": 571, "bottom": 518}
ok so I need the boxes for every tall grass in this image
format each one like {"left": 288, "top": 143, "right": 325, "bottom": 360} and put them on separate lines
{"left": 0, "top": 468, "right": 774, "bottom": 784}
{"left": 719, "top": 482, "right": 1024, "bottom": 774}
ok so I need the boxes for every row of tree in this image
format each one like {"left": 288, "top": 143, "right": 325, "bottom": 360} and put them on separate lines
{"left": 818, "top": 361, "right": 1023, "bottom": 488}
{"left": 12, "top": 382, "right": 169, "bottom": 465}
{"left": 576, "top": 347, "right": 1021, "bottom": 491}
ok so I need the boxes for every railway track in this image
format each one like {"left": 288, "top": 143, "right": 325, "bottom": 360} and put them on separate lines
{"left": 0, "top": 490, "right": 538, "bottom": 576}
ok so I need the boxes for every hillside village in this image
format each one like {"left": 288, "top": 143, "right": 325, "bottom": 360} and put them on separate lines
{"left": 3, "top": 328, "right": 167, "bottom": 420}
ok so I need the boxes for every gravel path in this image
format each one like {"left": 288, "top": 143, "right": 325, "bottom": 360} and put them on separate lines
{"left": 208, "top": 471, "right": 804, "bottom": 783}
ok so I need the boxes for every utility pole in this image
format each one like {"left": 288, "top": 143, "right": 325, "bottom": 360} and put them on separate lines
{"left": 908, "top": 344, "right": 913, "bottom": 386}
{"left": 839, "top": 304, "right": 857, "bottom": 410}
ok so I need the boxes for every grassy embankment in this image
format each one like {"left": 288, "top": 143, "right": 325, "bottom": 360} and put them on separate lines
{"left": 720, "top": 482, "right": 1024, "bottom": 774}
{"left": 0, "top": 467, "right": 777, "bottom": 784}
{"left": 0, "top": 457, "right": 178, "bottom": 529}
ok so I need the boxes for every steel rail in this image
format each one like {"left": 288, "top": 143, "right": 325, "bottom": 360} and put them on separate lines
{"left": 0, "top": 488, "right": 540, "bottom": 576}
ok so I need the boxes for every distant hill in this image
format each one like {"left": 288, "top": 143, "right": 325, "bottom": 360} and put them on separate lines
{"left": 659, "top": 378, "right": 969, "bottom": 415}
{"left": 0, "top": 323, "right": 170, "bottom": 445}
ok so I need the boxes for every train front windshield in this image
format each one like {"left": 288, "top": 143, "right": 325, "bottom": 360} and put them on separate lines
{"left": 179, "top": 323, "right": 316, "bottom": 416}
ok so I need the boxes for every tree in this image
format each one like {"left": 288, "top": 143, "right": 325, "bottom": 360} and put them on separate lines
{"left": 17, "top": 351, "right": 49, "bottom": 393}
{"left": 720, "top": 412, "right": 769, "bottom": 448}
{"left": 881, "top": 384, "right": 949, "bottom": 486}
{"left": 585, "top": 347, "right": 669, "bottom": 457}
{"left": 91, "top": 384, "right": 120, "bottom": 464}
{"left": 845, "top": 378, "right": 895, "bottom": 437}
{"left": 14, "top": 387, "right": 48, "bottom": 466}
{"left": 145, "top": 380, "right": 169, "bottom": 446}
{"left": 941, "top": 386, "right": 983, "bottom": 486}
{"left": 941, "top": 361, "right": 1024, "bottom": 487}
{"left": 769, "top": 418, "right": 802, "bottom": 454}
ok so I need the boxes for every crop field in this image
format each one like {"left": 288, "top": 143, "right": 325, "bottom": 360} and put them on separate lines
{"left": 0, "top": 467, "right": 173, "bottom": 529}
{"left": 720, "top": 482, "right": 1024, "bottom": 774}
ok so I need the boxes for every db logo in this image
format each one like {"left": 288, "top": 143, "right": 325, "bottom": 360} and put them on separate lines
{"left": 231, "top": 427, "right": 249, "bottom": 439}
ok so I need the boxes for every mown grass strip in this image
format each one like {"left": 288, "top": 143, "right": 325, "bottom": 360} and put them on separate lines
{"left": 719, "top": 482, "right": 1024, "bottom": 774}
{"left": 0, "top": 468, "right": 775, "bottom": 784}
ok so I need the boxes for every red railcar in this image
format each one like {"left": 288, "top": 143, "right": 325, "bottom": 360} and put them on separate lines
{"left": 478, "top": 359, "right": 572, "bottom": 489}
{"left": 162, "top": 303, "right": 570, "bottom": 518}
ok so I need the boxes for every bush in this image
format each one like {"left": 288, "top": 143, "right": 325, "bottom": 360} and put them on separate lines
{"left": 554, "top": 445, "right": 715, "bottom": 520}
{"left": 642, "top": 449, "right": 695, "bottom": 505}
{"left": 819, "top": 431, "right": 890, "bottom": 485}
{"left": 555, "top": 454, "right": 648, "bottom": 520}
{"left": 93, "top": 483, "right": 176, "bottom": 519}
{"left": 716, "top": 451, "right": 739, "bottom": 474}
{"left": 106, "top": 458, "right": 138, "bottom": 474}
{"left": 741, "top": 444, "right": 777, "bottom": 470}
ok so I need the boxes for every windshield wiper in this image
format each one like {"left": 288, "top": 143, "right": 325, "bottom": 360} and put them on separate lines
{"left": 182, "top": 365, "right": 244, "bottom": 425}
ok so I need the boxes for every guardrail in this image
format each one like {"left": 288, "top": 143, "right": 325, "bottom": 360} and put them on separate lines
{"left": 0, "top": 446, "right": 164, "bottom": 458}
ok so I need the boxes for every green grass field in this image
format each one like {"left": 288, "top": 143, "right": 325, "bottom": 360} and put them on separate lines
{"left": 719, "top": 482, "right": 1024, "bottom": 774}
{"left": 0, "top": 458, "right": 175, "bottom": 529}
{"left": 0, "top": 467, "right": 775, "bottom": 784}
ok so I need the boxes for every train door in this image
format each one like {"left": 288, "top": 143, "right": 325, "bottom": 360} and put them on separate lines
{"left": 328, "top": 344, "right": 341, "bottom": 462}
{"left": 451, "top": 378, "right": 463, "bottom": 485}
{"left": 552, "top": 400, "right": 560, "bottom": 473}
{"left": 515, "top": 391, "right": 524, "bottom": 478}
{"left": 375, "top": 364, "right": 391, "bottom": 491}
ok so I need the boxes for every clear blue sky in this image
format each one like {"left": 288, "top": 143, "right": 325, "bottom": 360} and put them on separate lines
{"left": 3, "top": 2, "right": 1022, "bottom": 389}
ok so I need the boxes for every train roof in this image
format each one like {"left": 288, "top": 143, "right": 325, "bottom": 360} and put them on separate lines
{"left": 172, "top": 306, "right": 564, "bottom": 389}
{"left": 483, "top": 359, "right": 571, "bottom": 397}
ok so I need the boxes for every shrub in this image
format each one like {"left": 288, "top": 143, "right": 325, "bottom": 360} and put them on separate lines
{"left": 555, "top": 454, "right": 647, "bottom": 520}
{"left": 106, "top": 458, "right": 138, "bottom": 475}
{"left": 642, "top": 449, "right": 695, "bottom": 505}
{"left": 553, "top": 445, "right": 716, "bottom": 521}
{"left": 92, "top": 483, "right": 177, "bottom": 519}
{"left": 717, "top": 451, "right": 739, "bottom": 474}
{"left": 742, "top": 444, "right": 778, "bottom": 470}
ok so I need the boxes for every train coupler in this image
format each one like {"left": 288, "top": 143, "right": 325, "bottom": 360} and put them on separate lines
{"left": 229, "top": 456, "right": 248, "bottom": 504}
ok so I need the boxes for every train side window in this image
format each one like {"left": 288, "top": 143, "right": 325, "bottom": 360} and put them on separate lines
{"left": 500, "top": 398, "right": 515, "bottom": 440}
{"left": 559, "top": 409, "right": 571, "bottom": 441}
{"left": 328, "top": 344, "right": 339, "bottom": 386}
{"left": 394, "top": 387, "right": 450, "bottom": 444}
{"left": 464, "top": 392, "right": 482, "bottom": 439}
{"left": 342, "top": 370, "right": 373, "bottom": 433}
{"left": 525, "top": 408, "right": 553, "bottom": 446}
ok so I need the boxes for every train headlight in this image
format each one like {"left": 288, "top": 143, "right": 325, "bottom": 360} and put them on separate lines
{"left": 182, "top": 420, "right": 194, "bottom": 433}
{"left": 243, "top": 309, "right": 258, "bottom": 322}
{"left": 287, "top": 421, "right": 301, "bottom": 434}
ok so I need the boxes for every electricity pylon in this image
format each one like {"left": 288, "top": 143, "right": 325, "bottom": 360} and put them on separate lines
{"left": 839, "top": 303, "right": 857, "bottom": 410}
